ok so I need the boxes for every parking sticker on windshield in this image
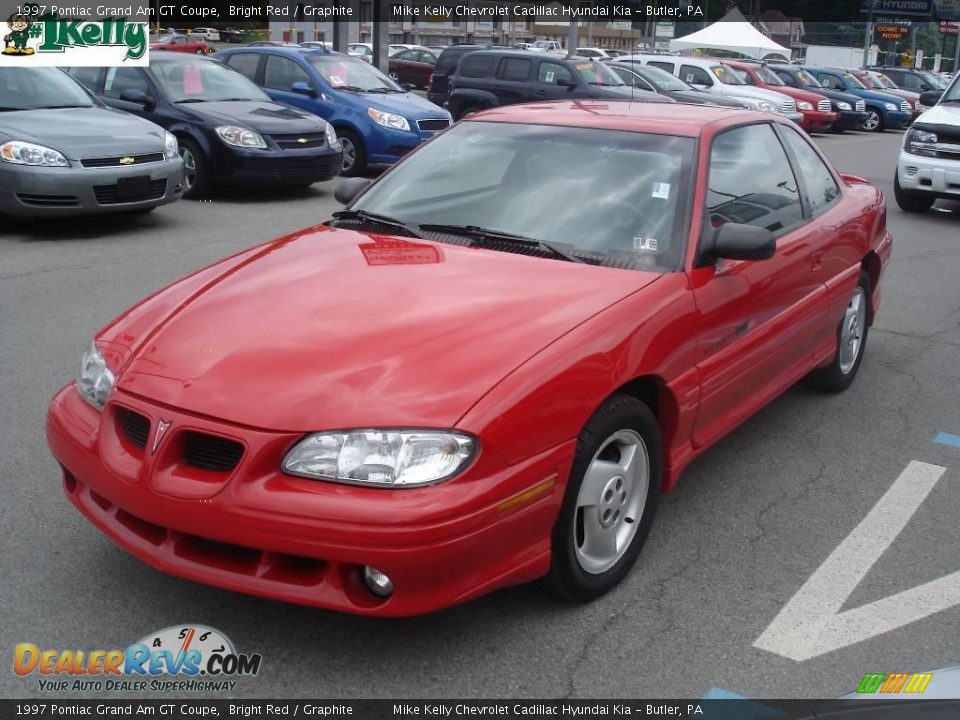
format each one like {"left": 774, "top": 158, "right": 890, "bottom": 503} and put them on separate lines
{"left": 545, "top": 71, "right": 555, "bottom": 82}
{"left": 634, "top": 237, "right": 659, "bottom": 252}
{"left": 652, "top": 182, "right": 671, "bottom": 200}
{"left": 330, "top": 75, "right": 345, "bottom": 86}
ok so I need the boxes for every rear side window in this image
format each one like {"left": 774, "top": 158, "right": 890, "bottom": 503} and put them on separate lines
{"left": 496, "top": 57, "right": 531, "bottom": 82}
{"left": 680, "top": 64, "right": 712, "bottom": 86}
{"left": 649, "top": 61, "right": 673, "bottom": 73}
{"left": 459, "top": 54, "right": 493, "bottom": 78}
{"left": 225, "top": 53, "right": 260, "bottom": 82}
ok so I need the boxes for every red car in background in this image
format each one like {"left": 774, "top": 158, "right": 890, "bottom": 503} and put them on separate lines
{"left": 849, "top": 69, "right": 920, "bottom": 117}
{"left": 387, "top": 47, "right": 439, "bottom": 89}
{"left": 150, "top": 34, "right": 210, "bottom": 55}
{"left": 724, "top": 60, "right": 838, "bottom": 132}
{"left": 47, "top": 102, "right": 891, "bottom": 616}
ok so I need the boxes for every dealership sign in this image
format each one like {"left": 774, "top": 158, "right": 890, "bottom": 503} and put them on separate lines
{"left": 860, "top": 0, "right": 932, "bottom": 16}
{"left": 0, "top": 11, "right": 148, "bottom": 66}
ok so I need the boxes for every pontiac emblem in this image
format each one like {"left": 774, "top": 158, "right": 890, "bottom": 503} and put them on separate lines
{"left": 152, "top": 419, "right": 172, "bottom": 455}
{"left": 119, "top": 156, "right": 135, "bottom": 165}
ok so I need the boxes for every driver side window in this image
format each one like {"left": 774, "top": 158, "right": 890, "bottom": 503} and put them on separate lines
{"left": 538, "top": 62, "right": 573, "bottom": 85}
{"left": 680, "top": 65, "right": 711, "bottom": 87}
{"left": 264, "top": 56, "right": 311, "bottom": 91}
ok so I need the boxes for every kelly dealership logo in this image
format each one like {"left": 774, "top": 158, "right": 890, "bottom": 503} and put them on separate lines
{"left": 1, "top": 4, "right": 148, "bottom": 66}
{"left": 14, "top": 625, "right": 262, "bottom": 692}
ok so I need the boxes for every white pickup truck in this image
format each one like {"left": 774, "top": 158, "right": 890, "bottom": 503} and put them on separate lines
{"left": 895, "top": 74, "right": 960, "bottom": 212}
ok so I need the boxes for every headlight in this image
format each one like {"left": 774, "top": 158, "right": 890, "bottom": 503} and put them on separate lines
{"left": 163, "top": 131, "right": 178, "bottom": 160}
{"left": 76, "top": 342, "right": 115, "bottom": 411}
{"left": 759, "top": 101, "right": 776, "bottom": 112}
{"left": 904, "top": 127, "right": 938, "bottom": 157}
{"left": 884, "top": 102, "right": 897, "bottom": 111}
{"left": 798, "top": 101, "right": 813, "bottom": 111}
{"left": 283, "top": 430, "right": 475, "bottom": 487}
{"left": 367, "top": 107, "right": 410, "bottom": 132}
{"left": 324, "top": 122, "right": 340, "bottom": 148}
{"left": 0, "top": 140, "right": 69, "bottom": 167}
{"left": 215, "top": 125, "right": 267, "bottom": 149}
{"left": 838, "top": 101, "right": 852, "bottom": 110}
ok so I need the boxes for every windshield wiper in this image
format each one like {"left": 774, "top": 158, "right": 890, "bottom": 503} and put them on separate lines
{"left": 174, "top": 98, "right": 209, "bottom": 103}
{"left": 214, "top": 97, "right": 259, "bottom": 102}
{"left": 331, "top": 209, "right": 423, "bottom": 238}
{"left": 334, "top": 85, "right": 371, "bottom": 93}
{"left": 940, "top": 98, "right": 960, "bottom": 104}
{"left": 0, "top": 106, "right": 26, "bottom": 111}
{"left": 418, "top": 223, "right": 584, "bottom": 263}
{"left": 365, "top": 87, "right": 403, "bottom": 93}
{"left": 33, "top": 104, "right": 93, "bottom": 109}
{"left": 587, "top": 82, "right": 621, "bottom": 87}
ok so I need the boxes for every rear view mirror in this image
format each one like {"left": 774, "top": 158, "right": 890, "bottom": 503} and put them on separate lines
{"left": 334, "top": 177, "right": 371, "bottom": 205}
{"left": 290, "top": 81, "right": 318, "bottom": 97}
{"left": 919, "top": 89, "right": 942, "bottom": 107}
{"left": 119, "top": 88, "right": 155, "bottom": 111}
{"left": 703, "top": 222, "right": 776, "bottom": 263}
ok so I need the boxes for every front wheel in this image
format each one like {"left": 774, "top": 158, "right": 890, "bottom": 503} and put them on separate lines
{"left": 894, "top": 171, "right": 935, "bottom": 213}
{"left": 337, "top": 129, "right": 367, "bottom": 177}
{"left": 862, "top": 109, "right": 883, "bottom": 132}
{"left": 178, "top": 138, "right": 208, "bottom": 198}
{"left": 547, "top": 394, "right": 661, "bottom": 601}
{"left": 806, "top": 271, "right": 871, "bottom": 393}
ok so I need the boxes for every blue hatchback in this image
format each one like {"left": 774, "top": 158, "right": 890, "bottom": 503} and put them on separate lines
{"left": 215, "top": 46, "right": 452, "bottom": 175}
{"left": 803, "top": 67, "right": 912, "bottom": 132}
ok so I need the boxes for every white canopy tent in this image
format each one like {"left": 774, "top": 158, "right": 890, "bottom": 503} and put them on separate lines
{"left": 669, "top": 9, "right": 791, "bottom": 61}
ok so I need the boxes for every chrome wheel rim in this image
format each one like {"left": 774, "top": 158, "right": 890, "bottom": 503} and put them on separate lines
{"left": 574, "top": 429, "right": 649, "bottom": 575}
{"left": 839, "top": 286, "right": 866, "bottom": 375}
{"left": 863, "top": 112, "right": 879, "bottom": 131}
{"left": 340, "top": 137, "right": 356, "bottom": 172}
{"left": 180, "top": 147, "right": 196, "bottom": 192}
{"left": 389, "top": 71, "right": 400, "bottom": 81}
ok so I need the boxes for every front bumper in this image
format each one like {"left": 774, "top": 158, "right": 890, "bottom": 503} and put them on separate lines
{"left": 784, "top": 111, "right": 804, "bottom": 124}
{"left": 0, "top": 157, "right": 183, "bottom": 218}
{"left": 799, "top": 110, "right": 838, "bottom": 132}
{"left": 365, "top": 125, "right": 447, "bottom": 166}
{"left": 897, "top": 150, "right": 960, "bottom": 198}
{"left": 835, "top": 110, "right": 870, "bottom": 130}
{"left": 213, "top": 145, "right": 342, "bottom": 186}
{"left": 883, "top": 110, "right": 912, "bottom": 129}
{"left": 46, "top": 385, "right": 567, "bottom": 616}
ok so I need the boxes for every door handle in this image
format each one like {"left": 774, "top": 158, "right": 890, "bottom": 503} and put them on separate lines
{"left": 811, "top": 252, "right": 824, "bottom": 272}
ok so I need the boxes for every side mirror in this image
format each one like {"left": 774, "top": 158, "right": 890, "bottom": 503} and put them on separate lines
{"left": 706, "top": 222, "right": 776, "bottom": 263}
{"left": 290, "top": 81, "right": 318, "bottom": 97}
{"left": 919, "top": 89, "right": 942, "bottom": 107}
{"left": 119, "top": 88, "right": 155, "bottom": 110}
{"left": 334, "top": 177, "right": 371, "bottom": 205}
{"left": 557, "top": 78, "right": 576, "bottom": 89}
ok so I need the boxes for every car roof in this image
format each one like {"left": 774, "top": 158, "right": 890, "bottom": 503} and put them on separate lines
{"left": 471, "top": 100, "right": 761, "bottom": 137}
{"left": 150, "top": 50, "right": 217, "bottom": 61}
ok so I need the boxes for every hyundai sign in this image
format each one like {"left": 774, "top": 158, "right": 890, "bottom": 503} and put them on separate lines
{"left": 860, "top": 0, "right": 933, "bottom": 17}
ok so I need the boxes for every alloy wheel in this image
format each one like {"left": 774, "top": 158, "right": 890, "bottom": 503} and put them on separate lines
{"left": 839, "top": 286, "right": 866, "bottom": 375}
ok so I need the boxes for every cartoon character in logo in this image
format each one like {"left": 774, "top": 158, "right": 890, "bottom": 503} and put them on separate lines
{"left": 4, "top": 13, "right": 36, "bottom": 55}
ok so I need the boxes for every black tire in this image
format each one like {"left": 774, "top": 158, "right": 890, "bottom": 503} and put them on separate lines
{"left": 894, "top": 171, "right": 935, "bottom": 213}
{"left": 546, "top": 394, "right": 661, "bottom": 602}
{"left": 178, "top": 137, "right": 209, "bottom": 199}
{"left": 337, "top": 128, "right": 367, "bottom": 177}
{"left": 806, "top": 271, "right": 871, "bottom": 393}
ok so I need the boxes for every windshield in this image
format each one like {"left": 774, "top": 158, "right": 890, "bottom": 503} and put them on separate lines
{"left": 307, "top": 54, "right": 402, "bottom": 92}
{"left": 795, "top": 69, "right": 821, "bottom": 87}
{"left": 856, "top": 73, "right": 882, "bottom": 89}
{"left": 942, "top": 77, "right": 960, "bottom": 102}
{"left": 349, "top": 121, "right": 695, "bottom": 271}
{"left": 755, "top": 66, "right": 785, "bottom": 85}
{"left": 152, "top": 58, "right": 269, "bottom": 102}
{"left": 571, "top": 60, "right": 625, "bottom": 86}
{"left": 711, "top": 65, "right": 746, "bottom": 85}
{"left": 635, "top": 65, "right": 691, "bottom": 91}
{"left": 0, "top": 67, "right": 96, "bottom": 109}
{"left": 918, "top": 70, "right": 947, "bottom": 89}
{"left": 872, "top": 73, "right": 897, "bottom": 89}
{"left": 153, "top": 34, "right": 175, "bottom": 43}
{"left": 842, "top": 73, "right": 867, "bottom": 89}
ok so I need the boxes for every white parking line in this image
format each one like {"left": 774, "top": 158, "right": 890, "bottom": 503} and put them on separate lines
{"left": 754, "top": 460, "right": 959, "bottom": 661}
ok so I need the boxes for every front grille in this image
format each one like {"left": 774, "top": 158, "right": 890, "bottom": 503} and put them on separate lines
{"left": 183, "top": 432, "right": 244, "bottom": 472}
{"left": 855, "top": 99, "right": 866, "bottom": 112}
{"left": 119, "top": 409, "right": 150, "bottom": 449}
{"left": 818, "top": 99, "right": 831, "bottom": 112}
{"left": 900, "top": 101, "right": 911, "bottom": 112}
{"left": 269, "top": 132, "right": 326, "bottom": 149}
{"left": 15, "top": 193, "right": 79, "bottom": 207}
{"left": 417, "top": 118, "right": 451, "bottom": 131}
{"left": 81, "top": 153, "right": 164, "bottom": 168}
{"left": 780, "top": 100, "right": 796, "bottom": 113}
{"left": 93, "top": 178, "right": 166, "bottom": 205}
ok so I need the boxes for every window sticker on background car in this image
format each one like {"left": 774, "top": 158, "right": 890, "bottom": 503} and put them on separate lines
{"left": 684, "top": 73, "right": 694, "bottom": 83}
{"left": 329, "top": 75, "right": 345, "bottom": 86}
{"left": 545, "top": 71, "right": 555, "bottom": 82}
{"left": 184, "top": 65, "right": 203, "bottom": 95}
{"left": 633, "top": 237, "right": 659, "bottom": 252}
{"left": 652, "top": 182, "right": 671, "bottom": 200}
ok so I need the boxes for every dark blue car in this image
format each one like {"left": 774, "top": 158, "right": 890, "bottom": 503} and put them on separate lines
{"left": 803, "top": 67, "right": 911, "bottom": 132}
{"left": 215, "top": 46, "right": 452, "bottom": 176}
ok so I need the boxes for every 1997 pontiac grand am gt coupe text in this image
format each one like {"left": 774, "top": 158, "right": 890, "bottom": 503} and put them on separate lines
{"left": 47, "top": 102, "right": 892, "bottom": 616}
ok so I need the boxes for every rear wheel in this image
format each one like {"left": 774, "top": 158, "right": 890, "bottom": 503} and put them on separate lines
{"left": 547, "top": 395, "right": 661, "bottom": 601}
{"left": 894, "top": 171, "right": 935, "bottom": 213}
{"left": 337, "top": 129, "right": 367, "bottom": 177}
{"left": 806, "top": 272, "right": 870, "bottom": 393}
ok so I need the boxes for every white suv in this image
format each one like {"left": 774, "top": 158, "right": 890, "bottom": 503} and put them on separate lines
{"left": 619, "top": 54, "right": 803, "bottom": 122}
{"left": 895, "top": 75, "right": 960, "bottom": 213}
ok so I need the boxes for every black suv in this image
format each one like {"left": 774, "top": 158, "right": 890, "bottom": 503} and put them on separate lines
{"left": 868, "top": 66, "right": 943, "bottom": 93}
{"left": 427, "top": 44, "right": 518, "bottom": 108}
{"left": 446, "top": 51, "right": 671, "bottom": 120}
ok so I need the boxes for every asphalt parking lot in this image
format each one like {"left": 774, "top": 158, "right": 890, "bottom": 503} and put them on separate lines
{"left": 2, "top": 129, "right": 959, "bottom": 700}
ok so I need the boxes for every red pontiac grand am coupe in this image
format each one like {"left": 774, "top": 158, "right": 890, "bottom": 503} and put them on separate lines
{"left": 47, "top": 102, "right": 892, "bottom": 616}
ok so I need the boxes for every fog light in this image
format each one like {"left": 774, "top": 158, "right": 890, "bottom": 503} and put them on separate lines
{"left": 361, "top": 566, "right": 394, "bottom": 598}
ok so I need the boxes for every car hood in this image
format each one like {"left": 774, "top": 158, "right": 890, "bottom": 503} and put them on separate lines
{"left": 0, "top": 106, "right": 167, "bottom": 159}
{"left": 771, "top": 85, "right": 827, "bottom": 105}
{"left": 116, "top": 226, "right": 658, "bottom": 431}
{"left": 847, "top": 88, "right": 904, "bottom": 105}
{"left": 808, "top": 87, "right": 863, "bottom": 106}
{"left": 915, "top": 103, "right": 960, "bottom": 126}
{"left": 359, "top": 91, "right": 448, "bottom": 118}
{"left": 722, "top": 85, "right": 791, "bottom": 105}
{"left": 589, "top": 86, "right": 673, "bottom": 102}
{"left": 670, "top": 90, "right": 743, "bottom": 107}
{"left": 183, "top": 100, "right": 329, "bottom": 134}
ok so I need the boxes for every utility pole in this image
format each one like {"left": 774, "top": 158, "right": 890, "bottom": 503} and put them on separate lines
{"left": 954, "top": 31, "right": 960, "bottom": 73}
{"left": 862, "top": 0, "right": 875, "bottom": 68}
{"left": 567, "top": 21, "right": 579, "bottom": 56}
